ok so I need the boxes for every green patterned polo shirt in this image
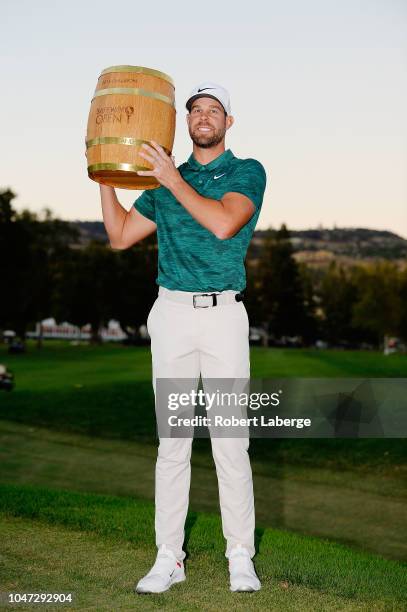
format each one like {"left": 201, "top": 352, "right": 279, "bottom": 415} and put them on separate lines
{"left": 133, "top": 148, "right": 266, "bottom": 292}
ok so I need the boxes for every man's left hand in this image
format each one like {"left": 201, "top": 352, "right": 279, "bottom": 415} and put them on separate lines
{"left": 137, "top": 141, "right": 182, "bottom": 190}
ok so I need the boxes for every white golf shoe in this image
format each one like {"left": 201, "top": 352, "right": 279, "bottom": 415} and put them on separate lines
{"left": 228, "top": 544, "right": 261, "bottom": 592}
{"left": 135, "top": 545, "right": 186, "bottom": 594}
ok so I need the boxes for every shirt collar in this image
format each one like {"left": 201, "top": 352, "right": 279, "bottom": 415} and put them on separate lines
{"left": 186, "top": 149, "right": 234, "bottom": 172}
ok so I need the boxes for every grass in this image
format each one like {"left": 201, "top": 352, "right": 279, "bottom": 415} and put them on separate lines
{"left": 0, "top": 420, "right": 405, "bottom": 561}
{"left": 1, "top": 341, "right": 406, "bottom": 471}
{"left": 3, "top": 341, "right": 407, "bottom": 387}
{"left": 0, "top": 484, "right": 406, "bottom": 611}
{"left": 0, "top": 341, "right": 406, "bottom": 608}
{"left": 250, "top": 345, "right": 407, "bottom": 378}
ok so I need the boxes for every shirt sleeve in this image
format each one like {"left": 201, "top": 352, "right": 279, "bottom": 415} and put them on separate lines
{"left": 224, "top": 159, "right": 267, "bottom": 211}
{"left": 133, "top": 188, "right": 156, "bottom": 222}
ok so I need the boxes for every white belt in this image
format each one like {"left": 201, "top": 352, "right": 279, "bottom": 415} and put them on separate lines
{"left": 158, "top": 286, "right": 243, "bottom": 308}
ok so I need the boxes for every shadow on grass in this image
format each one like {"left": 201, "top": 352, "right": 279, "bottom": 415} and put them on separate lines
{"left": 255, "top": 526, "right": 265, "bottom": 555}
{"left": 184, "top": 511, "right": 198, "bottom": 560}
{"left": 1, "top": 381, "right": 406, "bottom": 470}
{"left": 1, "top": 483, "right": 406, "bottom": 605}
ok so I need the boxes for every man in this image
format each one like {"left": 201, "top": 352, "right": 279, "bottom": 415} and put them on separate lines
{"left": 98, "top": 82, "right": 267, "bottom": 593}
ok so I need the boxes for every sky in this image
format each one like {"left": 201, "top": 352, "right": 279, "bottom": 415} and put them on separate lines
{"left": 1, "top": 0, "right": 406, "bottom": 236}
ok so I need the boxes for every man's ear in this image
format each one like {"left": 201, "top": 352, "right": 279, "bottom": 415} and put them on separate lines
{"left": 226, "top": 115, "right": 234, "bottom": 130}
{"left": 186, "top": 113, "right": 191, "bottom": 127}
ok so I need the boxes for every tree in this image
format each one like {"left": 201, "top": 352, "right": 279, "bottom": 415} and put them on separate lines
{"left": 397, "top": 267, "right": 407, "bottom": 342}
{"left": 53, "top": 241, "right": 119, "bottom": 344}
{"left": 0, "top": 189, "right": 80, "bottom": 342}
{"left": 351, "top": 263, "right": 402, "bottom": 346}
{"left": 319, "top": 263, "right": 359, "bottom": 345}
{"left": 256, "top": 224, "right": 315, "bottom": 344}
{"left": 114, "top": 234, "right": 158, "bottom": 336}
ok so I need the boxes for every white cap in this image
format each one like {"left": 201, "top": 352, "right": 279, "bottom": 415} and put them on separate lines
{"left": 186, "top": 81, "right": 231, "bottom": 115}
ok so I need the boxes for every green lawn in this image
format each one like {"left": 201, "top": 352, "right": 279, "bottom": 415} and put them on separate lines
{"left": 3, "top": 341, "right": 407, "bottom": 387}
{"left": 1, "top": 341, "right": 406, "bottom": 470}
{"left": 0, "top": 341, "right": 406, "bottom": 609}
{"left": 0, "top": 484, "right": 406, "bottom": 611}
{"left": 0, "top": 420, "right": 405, "bottom": 562}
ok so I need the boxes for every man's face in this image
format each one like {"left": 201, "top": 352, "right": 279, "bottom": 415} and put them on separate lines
{"left": 187, "top": 97, "right": 233, "bottom": 148}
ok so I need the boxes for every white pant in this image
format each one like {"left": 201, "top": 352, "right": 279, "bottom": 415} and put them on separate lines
{"left": 147, "top": 286, "right": 255, "bottom": 560}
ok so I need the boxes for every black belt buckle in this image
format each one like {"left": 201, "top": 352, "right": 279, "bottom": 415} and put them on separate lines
{"left": 193, "top": 293, "right": 218, "bottom": 308}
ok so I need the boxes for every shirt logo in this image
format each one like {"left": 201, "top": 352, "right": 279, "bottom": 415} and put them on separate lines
{"left": 214, "top": 173, "right": 226, "bottom": 180}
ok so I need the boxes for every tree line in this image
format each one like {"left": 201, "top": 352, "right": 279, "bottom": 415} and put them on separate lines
{"left": 246, "top": 225, "right": 407, "bottom": 347}
{"left": 1, "top": 189, "right": 406, "bottom": 348}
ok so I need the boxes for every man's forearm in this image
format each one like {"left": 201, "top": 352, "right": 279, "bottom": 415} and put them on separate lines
{"left": 136, "top": 141, "right": 254, "bottom": 240}
{"left": 169, "top": 177, "right": 230, "bottom": 239}
{"left": 99, "top": 185, "right": 127, "bottom": 246}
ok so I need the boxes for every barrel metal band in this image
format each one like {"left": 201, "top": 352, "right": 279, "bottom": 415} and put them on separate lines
{"left": 93, "top": 87, "right": 174, "bottom": 107}
{"left": 86, "top": 137, "right": 171, "bottom": 155}
{"left": 87, "top": 162, "right": 151, "bottom": 173}
{"left": 100, "top": 65, "right": 174, "bottom": 86}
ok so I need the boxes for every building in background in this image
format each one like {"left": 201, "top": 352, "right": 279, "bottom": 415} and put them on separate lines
{"left": 26, "top": 318, "right": 127, "bottom": 342}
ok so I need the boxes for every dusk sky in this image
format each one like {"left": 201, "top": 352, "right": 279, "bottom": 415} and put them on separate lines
{"left": 2, "top": 0, "right": 406, "bottom": 236}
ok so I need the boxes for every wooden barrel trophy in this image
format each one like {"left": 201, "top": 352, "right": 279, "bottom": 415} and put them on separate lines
{"left": 86, "top": 65, "right": 176, "bottom": 190}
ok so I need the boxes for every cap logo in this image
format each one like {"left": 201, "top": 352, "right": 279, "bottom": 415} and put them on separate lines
{"left": 197, "top": 87, "right": 215, "bottom": 92}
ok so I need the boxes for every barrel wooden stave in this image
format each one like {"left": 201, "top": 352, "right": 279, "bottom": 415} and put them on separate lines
{"left": 86, "top": 66, "right": 175, "bottom": 190}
